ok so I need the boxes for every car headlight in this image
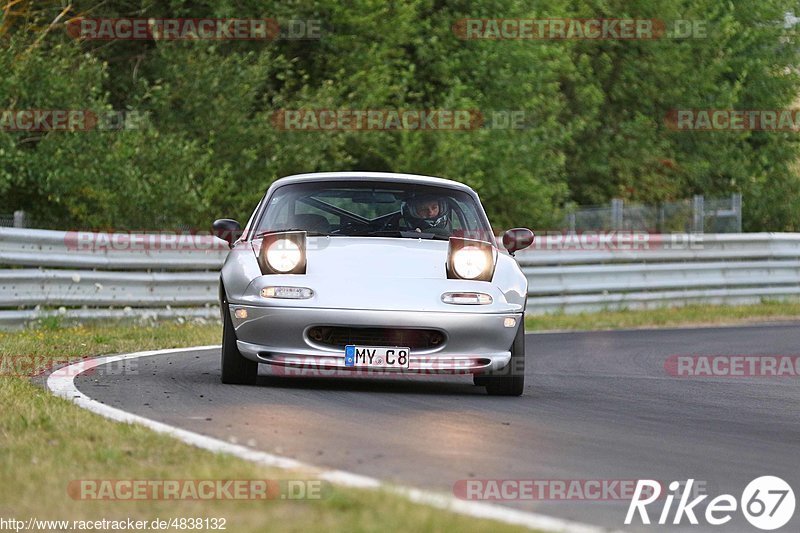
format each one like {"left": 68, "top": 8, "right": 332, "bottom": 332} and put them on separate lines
{"left": 446, "top": 237, "right": 495, "bottom": 282}
{"left": 267, "top": 239, "right": 302, "bottom": 273}
{"left": 258, "top": 231, "right": 307, "bottom": 275}
{"left": 452, "top": 246, "right": 489, "bottom": 279}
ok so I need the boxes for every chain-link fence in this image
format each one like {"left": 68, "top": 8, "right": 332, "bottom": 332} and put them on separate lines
{"left": 0, "top": 211, "right": 26, "bottom": 228}
{"left": 5, "top": 196, "right": 745, "bottom": 233}
{"left": 562, "top": 194, "right": 742, "bottom": 233}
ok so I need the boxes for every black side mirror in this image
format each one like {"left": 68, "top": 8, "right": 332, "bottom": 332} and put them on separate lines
{"left": 212, "top": 219, "right": 242, "bottom": 247}
{"left": 502, "top": 228, "right": 534, "bottom": 256}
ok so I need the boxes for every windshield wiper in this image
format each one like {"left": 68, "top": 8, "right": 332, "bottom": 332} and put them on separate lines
{"left": 253, "top": 229, "right": 329, "bottom": 239}
{"left": 334, "top": 230, "right": 450, "bottom": 240}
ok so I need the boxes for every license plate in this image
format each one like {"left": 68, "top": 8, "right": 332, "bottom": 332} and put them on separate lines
{"left": 344, "top": 345, "right": 410, "bottom": 369}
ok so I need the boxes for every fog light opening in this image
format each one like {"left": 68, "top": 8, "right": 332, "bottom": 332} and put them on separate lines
{"left": 234, "top": 308, "right": 248, "bottom": 319}
{"left": 503, "top": 317, "right": 517, "bottom": 328}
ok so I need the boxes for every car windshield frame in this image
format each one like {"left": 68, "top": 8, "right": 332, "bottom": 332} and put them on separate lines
{"left": 251, "top": 179, "right": 494, "bottom": 242}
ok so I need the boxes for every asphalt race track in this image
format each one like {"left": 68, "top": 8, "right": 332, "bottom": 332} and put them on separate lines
{"left": 72, "top": 324, "right": 800, "bottom": 532}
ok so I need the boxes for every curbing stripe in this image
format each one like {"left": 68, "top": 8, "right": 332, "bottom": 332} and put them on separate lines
{"left": 47, "top": 346, "right": 612, "bottom": 533}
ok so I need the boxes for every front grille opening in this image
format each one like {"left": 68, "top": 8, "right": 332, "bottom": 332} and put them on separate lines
{"left": 307, "top": 326, "right": 445, "bottom": 350}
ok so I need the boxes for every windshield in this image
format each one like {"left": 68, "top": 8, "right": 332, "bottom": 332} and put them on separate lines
{"left": 254, "top": 180, "right": 493, "bottom": 241}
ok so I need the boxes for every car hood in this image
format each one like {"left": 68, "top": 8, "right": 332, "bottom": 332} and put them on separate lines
{"left": 230, "top": 235, "right": 524, "bottom": 313}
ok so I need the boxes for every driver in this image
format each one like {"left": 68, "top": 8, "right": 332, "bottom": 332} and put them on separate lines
{"left": 400, "top": 195, "right": 450, "bottom": 232}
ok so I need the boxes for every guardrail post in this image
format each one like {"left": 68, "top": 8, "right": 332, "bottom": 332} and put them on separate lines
{"left": 13, "top": 210, "right": 26, "bottom": 228}
{"left": 732, "top": 193, "right": 742, "bottom": 232}
{"left": 692, "top": 195, "right": 704, "bottom": 233}
{"left": 611, "top": 198, "right": 623, "bottom": 230}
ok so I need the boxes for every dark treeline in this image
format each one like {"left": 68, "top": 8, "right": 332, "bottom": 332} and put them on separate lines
{"left": 1, "top": 0, "right": 799, "bottom": 231}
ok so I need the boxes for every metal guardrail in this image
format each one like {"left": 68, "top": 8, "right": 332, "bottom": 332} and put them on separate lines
{"left": 1, "top": 228, "right": 799, "bottom": 326}
{"left": 0, "top": 227, "right": 226, "bottom": 327}
{"left": 0, "top": 227, "right": 227, "bottom": 269}
{"left": 517, "top": 233, "right": 800, "bottom": 314}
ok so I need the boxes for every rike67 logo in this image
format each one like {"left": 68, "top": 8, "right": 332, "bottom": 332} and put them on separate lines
{"left": 626, "top": 477, "right": 795, "bottom": 530}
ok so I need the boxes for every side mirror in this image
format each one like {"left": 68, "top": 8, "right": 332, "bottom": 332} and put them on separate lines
{"left": 212, "top": 219, "right": 242, "bottom": 247}
{"left": 502, "top": 228, "right": 534, "bottom": 256}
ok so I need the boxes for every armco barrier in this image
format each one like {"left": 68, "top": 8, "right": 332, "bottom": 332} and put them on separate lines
{"left": 1, "top": 228, "right": 799, "bottom": 327}
{"left": 0, "top": 227, "right": 226, "bottom": 327}
{"left": 516, "top": 232, "right": 800, "bottom": 314}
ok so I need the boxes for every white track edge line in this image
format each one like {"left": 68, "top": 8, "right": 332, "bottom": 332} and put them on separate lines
{"left": 46, "top": 346, "right": 613, "bottom": 533}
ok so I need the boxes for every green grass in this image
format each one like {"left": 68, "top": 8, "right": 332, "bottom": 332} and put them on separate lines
{"left": 0, "top": 322, "right": 526, "bottom": 532}
{"left": 526, "top": 300, "right": 800, "bottom": 332}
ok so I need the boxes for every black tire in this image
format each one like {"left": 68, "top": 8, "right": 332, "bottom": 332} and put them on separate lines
{"left": 220, "top": 292, "right": 258, "bottom": 385}
{"left": 484, "top": 320, "right": 525, "bottom": 396}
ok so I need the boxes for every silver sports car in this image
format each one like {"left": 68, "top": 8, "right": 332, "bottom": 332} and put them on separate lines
{"left": 212, "top": 172, "right": 534, "bottom": 395}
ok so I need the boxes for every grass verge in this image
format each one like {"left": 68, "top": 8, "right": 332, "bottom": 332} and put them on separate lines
{"left": 0, "top": 322, "right": 525, "bottom": 532}
{"left": 526, "top": 300, "right": 800, "bottom": 332}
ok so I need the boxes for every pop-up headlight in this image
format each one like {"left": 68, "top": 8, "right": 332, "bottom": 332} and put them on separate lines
{"left": 258, "top": 231, "right": 307, "bottom": 275}
{"left": 446, "top": 237, "right": 495, "bottom": 282}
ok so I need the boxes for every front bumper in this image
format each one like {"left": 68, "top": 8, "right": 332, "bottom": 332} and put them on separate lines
{"left": 231, "top": 305, "right": 521, "bottom": 373}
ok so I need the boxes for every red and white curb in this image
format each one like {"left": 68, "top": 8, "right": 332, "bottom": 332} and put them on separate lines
{"left": 47, "top": 346, "right": 611, "bottom": 533}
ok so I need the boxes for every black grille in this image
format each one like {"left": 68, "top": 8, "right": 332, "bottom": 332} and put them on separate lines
{"left": 307, "top": 326, "right": 445, "bottom": 350}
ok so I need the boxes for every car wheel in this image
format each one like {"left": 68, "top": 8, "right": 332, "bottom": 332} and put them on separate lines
{"left": 484, "top": 320, "right": 525, "bottom": 396}
{"left": 220, "top": 292, "right": 258, "bottom": 385}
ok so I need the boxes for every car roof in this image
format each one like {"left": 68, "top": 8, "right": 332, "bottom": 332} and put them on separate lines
{"left": 269, "top": 172, "right": 477, "bottom": 194}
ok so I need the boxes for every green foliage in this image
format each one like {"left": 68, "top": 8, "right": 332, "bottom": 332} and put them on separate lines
{"left": 560, "top": 0, "right": 800, "bottom": 230}
{"left": 1, "top": 0, "right": 799, "bottom": 230}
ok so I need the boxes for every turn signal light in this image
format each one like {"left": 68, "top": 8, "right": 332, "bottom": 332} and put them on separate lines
{"left": 441, "top": 292, "right": 493, "bottom": 305}
{"left": 261, "top": 286, "right": 314, "bottom": 299}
